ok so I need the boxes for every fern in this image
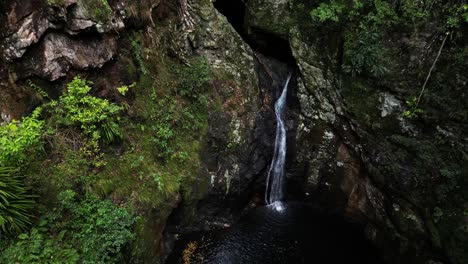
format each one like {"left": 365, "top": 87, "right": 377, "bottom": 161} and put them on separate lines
{"left": 0, "top": 167, "right": 35, "bottom": 234}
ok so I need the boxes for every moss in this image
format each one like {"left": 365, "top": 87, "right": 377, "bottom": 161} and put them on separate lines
{"left": 341, "top": 64, "right": 467, "bottom": 263}
{"left": 10, "top": 24, "right": 215, "bottom": 259}
{"left": 47, "top": 0, "right": 66, "bottom": 7}
{"left": 79, "top": 0, "right": 112, "bottom": 22}
{"left": 341, "top": 79, "right": 380, "bottom": 128}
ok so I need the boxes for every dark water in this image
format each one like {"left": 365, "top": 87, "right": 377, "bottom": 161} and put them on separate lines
{"left": 170, "top": 202, "right": 382, "bottom": 264}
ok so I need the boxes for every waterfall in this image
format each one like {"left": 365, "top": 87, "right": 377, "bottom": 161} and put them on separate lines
{"left": 265, "top": 74, "right": 292, "bottom": 206}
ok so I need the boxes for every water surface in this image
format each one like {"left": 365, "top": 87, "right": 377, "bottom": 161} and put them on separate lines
{"left": 201, "top": 202, "right": 381, "bottom": 264}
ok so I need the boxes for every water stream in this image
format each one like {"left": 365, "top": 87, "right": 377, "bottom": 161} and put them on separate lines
{"left": 265, "top": 74, "right": 292, "bottom": 206}
{"left": 166, "top": 73, "right": 382, "bottom": 264}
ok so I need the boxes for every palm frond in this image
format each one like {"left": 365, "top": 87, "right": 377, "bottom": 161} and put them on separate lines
{"left": 0, "top": 167, "right": 35, "bottom": 234}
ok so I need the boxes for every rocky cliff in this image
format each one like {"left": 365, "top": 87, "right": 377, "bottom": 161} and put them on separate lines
{"left": 0, "top": 0, "right": 466, "bottom": 263}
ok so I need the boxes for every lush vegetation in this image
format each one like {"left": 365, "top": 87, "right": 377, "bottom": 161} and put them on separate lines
{"left": 309, "top": 0, "right": 468, "bottom": 78}
{"left": 306, "top": 1, "right": 468, "bottom": 263}
{"left": 0, "top": 190, "right": 135, "bottom": 263}
{"left": 0, "top": 167, "right": 35, "bottom": 234}
{"left": 48, "top": 76, "right": 123, "bottom": 162}
{"left": 0, "top": 28, "right": 213, "bottom": 261}
{"left": 0, "top": 107, "right": 43, "bottom": 167}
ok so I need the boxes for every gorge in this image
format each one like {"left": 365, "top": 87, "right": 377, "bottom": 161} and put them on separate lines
{"left": 0, "top": 1, "right": 467, "bottom": 264}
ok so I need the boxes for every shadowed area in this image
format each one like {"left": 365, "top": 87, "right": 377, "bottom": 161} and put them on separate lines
{"left": 202, "top": 202, "right": 382, "bottom": 264}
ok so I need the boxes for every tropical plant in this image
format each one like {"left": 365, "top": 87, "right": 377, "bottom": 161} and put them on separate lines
{"left": 51, "top": 76, "right": 123, "bottom": 145}
{"left": 1, "top": 190, "right": 137, "bottom": 263}
{"left": 58, "top": 191, "right": 136, "bottom": 263}
{"left": 0, "top": 226, "right": 79, "bottom": 264}
{"left": 310, "top": 0, "right": 396, "bottom": 77}
{"left": 0, "top": 167, "right": 35, "bottom": 234}
{"left": 0, "top": 107, "right": 44, "bottom": 167}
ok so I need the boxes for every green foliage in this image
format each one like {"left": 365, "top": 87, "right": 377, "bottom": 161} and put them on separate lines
{"left": 139, "top": 57, "right": 210, "bottom": 161}
{"left": 53, "top": 77, "right": 122, "bottom": 136}
{"left": 61, "top": 191, "right": 136, "bottom": 263}
{"left": 27, "top": 80, "right": 50, "bottom": 100}
{"left": 92, "top": 54, "right": 211, "bottom": 208}
{"left": 403, "top": 96, "right": 423, "bottom": 119}
{"left": 148, "top": 95, "right": 190, "bottom": 161}
{"left": 0, "top": 107, "right": 44, "bottom": 167}
{"left": 398, "top": 0, "right": 433, "bottom": 23}
{"left": 310, "top": 0, "right": 345, "bottom": 23}
{"left": 130, "top": 36, "right": 149, "bottom": 76}
{"left": 343, "top": 29, "right": 389, "bottom": 76}
{"left": 310, "top": 0, "right": 467, "bottom": 77}
{"left": 0, "top": 167, "right": 35, "bottom": 235}
{"left": 173, "top": 57, "right": 211, "bottom": 100}
{"left": 0, "top": 47, "right": 211, "bottom": 260}
{"left": 447, "top": 4, "right": 468, "bottom": 29}
{"left": 47, "top": 0, "right": 66, "bottom": 7}
{"left": 93, "top": 148, "right": 183, "bottom": 207}
{"left": 50, "top": 76, "right": 122, "bottom": 149}
{"left": 117, "top": 83, "right": 135, "bottom": 96}
{"left": 2, "top": 190, "right": 136, "bottom": 263}
{"left": 310, "top": 0, "right": 396, "bottom": 77}
{"left": 0, "top": 226, "right": 79, "bottom": 264}
{"left": 80, "top": 0, "right": 112, "bottom": 22}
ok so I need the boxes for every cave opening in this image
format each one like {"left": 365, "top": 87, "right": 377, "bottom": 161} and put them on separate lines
{"left": 213, "top": 0, "right": 296, "bottom": 65}
{"left": 212, "top": 0, "right": 246, "bottom": 35}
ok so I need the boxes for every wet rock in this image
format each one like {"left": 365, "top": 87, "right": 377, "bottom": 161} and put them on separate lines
{"left": 242, "top": 1, "right": 463, "bottom": 263}
{"left": 189, "top": 0, "right": 262, "bottom": 198}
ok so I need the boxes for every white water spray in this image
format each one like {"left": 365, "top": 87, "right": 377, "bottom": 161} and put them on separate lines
{"left": 265, "top": 74, "right": 292, "bottom": 206}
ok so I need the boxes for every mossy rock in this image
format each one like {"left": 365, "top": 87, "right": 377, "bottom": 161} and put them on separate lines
{"left": 78, "top": 0, "right": 112, "bottom": 22}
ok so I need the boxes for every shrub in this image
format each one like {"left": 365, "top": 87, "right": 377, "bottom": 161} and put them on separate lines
{"left": 54, "top": 77, "right": 122, "bottom": 137}
{"left": 60, "top": 191, "right": 137, "bottom": 263}
{"left": 141, "top": 57, "right": 210, "bottom": 161}
{"left": 0, "top": 107, "right": 44, "bottom": 167}
{"left": 308, "top": 0, "right": 400, "bottom": 77}
{"left": 50, "top": 76, "right": 123, "bottom": 148}
{"left": 173, "top": 57, "right": 211, "bottom": 100}
{"left": 402, "top": 96, "right": 423, "bottom": 119}
{"left": 310, "top": 0, "right": 345, "bottom": 23}
{"left": 0, "top": 226, "right": 79, "bottom": 264}
{"left": 2, "top": 190, "right": 137, "bottom": 263}
{"left": 343, "top": 29, "right": 389, "bottom": 77}
{"left": 0, "top": 167, "right": 35, "bottom": 235}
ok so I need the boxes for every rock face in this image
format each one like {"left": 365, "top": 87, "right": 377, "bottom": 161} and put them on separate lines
{"left": 2, "top": 0, "right": 124, "bottom": 62}
{"left": 0, "top": 0, "right": 127, "bottom": 121}
{"left": 174, "top": 0, "right": 297, "bottom": 226}
{"left": 188, "top": 0, "right": 261, "bottom": 199}
{"left": 0, "top": 0, "right": 284, "bottom": 260}
{"left": 242, "top": 1, "right": 467, "bottom": 264}
{"left": 22, "top": 33, "right": 118, "bottom": 81}
{"left": 0, "top": 0, "right": 466, "bottom": 263}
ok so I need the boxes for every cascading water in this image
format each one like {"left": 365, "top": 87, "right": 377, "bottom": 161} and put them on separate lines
{"left": 265, "top": 74, "right": 292, "bottom": 206}
{"left": 173, "top": 72, "right": 381, "bottom": 264}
